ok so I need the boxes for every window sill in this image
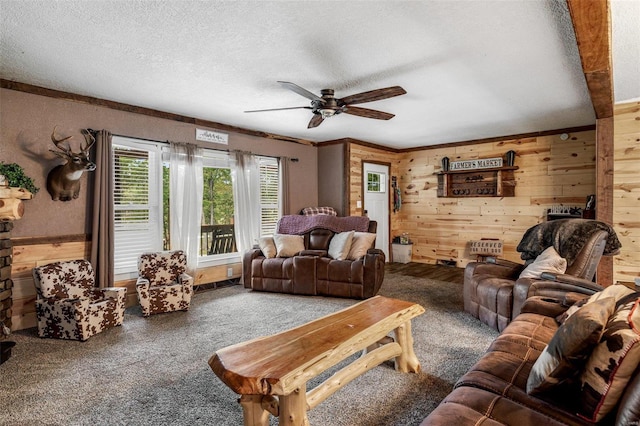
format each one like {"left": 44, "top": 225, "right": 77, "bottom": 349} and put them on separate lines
{"left": 114, "top": 252, "right": 241, "bottom": 282}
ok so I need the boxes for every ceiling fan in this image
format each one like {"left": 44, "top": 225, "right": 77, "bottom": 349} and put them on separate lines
{"left": 245, "top": 81, "right": 407, "bottom": 129}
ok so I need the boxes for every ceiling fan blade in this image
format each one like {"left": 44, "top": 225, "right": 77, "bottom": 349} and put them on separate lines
{"left": 343, "top": 106, "right": 395, "bottom": 120}
{"left": 308, "top": 114, "right": 324, "bottom": 128}
{"left": 278, "top": 81, "right": 324, "bottom": 103}
{"left": 340, "top": 86, "right": 406, "bottom": 105}
{"left": 244, "top": 106, "right": 312, "bottom": 113}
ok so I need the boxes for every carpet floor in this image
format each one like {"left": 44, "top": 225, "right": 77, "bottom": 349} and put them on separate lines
{"left": 1, "top": 270, "right": 498, "bottom": 426}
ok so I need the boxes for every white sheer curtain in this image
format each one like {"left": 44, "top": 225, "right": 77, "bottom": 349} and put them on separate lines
{"left": 170, "top": 142, "right": 203, "bottom": 275}
{"left": 231, "top": 151, "right": 261, "bottom": 252}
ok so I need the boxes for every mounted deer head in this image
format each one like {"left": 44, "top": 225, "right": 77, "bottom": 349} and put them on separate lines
{"left": 46, "top": 127, "right": 96, "bottom": 201}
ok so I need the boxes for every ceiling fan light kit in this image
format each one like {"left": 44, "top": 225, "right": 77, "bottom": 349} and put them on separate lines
{"left": 245, "top": 81, "right": 407, "bottom": 129}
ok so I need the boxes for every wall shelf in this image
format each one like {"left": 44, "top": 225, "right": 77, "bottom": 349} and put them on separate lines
{"left": 436, "top": 166, "right": 518, "bottom": 198}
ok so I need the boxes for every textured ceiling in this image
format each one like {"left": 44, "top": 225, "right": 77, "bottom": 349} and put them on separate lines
{"left": 1, "top": 0, "right": 638, "bottom": 149}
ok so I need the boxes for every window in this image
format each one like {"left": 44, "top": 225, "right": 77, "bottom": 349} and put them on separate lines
{"left": 112, "top": 137, "right": 163, "bottom": 275}
{"left": 199, "top": 151, "right": 235, "bottom": 257}
{"left": 112, "top": 136, "right": 282, "bottom": 278}
{"left": 367, "top": 171, "right": 386, "bottom": 193}
{"left": 259, "top": 156, "right": 280, "bottom": 236}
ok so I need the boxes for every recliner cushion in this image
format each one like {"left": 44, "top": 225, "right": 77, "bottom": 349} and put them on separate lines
{"left": 308, "top": 229, "right": 334, "bottom": 250}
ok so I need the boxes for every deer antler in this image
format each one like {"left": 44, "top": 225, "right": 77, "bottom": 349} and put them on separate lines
{"left": 50, "top": 126, "right": 73, "bottom": 154}
{"left": 80, "top": 129, "right": 96, "bottom": 153}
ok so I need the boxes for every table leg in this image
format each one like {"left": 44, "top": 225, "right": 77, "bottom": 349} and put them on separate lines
{"left": 279, "top": 384, "right": 310, "bottom": 426}
{"left": 393, "top": 320, "right": 421, "bottom": 373}
{"left": 239, "top": 394, "right": 270, "bottom": 426}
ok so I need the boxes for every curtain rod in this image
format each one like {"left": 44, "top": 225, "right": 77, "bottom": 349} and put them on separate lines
{"left": 111, "top": 132, "right": 293, "bottom": 161}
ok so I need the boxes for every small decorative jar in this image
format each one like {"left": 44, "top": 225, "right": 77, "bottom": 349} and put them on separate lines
{"left": 441, "top": 157, "right": 450, "bottom": 172}
{"left": 505, "top": 150, "right": 516, "bottom": 167}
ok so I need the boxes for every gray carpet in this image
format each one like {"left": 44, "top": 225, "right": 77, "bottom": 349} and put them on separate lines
{"left": 1, "top": 271, "right": 498, "bottom": 426}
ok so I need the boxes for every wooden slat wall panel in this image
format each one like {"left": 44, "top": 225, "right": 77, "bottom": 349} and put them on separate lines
{"left": 11, "top": 240, "right": 242, "bottom": 331}
{"left": 613, "top": 101, "right": 640, "bottom": 284}
{"left": 348, "top": 143, "right": 401, "bottom": 215}
{"left": 348, "top": 131, "right": 597, "bottom": 268}
{"left": 11, "top": 241, "right": 90, "bottom": 331}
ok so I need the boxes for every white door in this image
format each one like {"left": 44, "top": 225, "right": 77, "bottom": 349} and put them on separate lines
{"left": 363, "top": 162, "right": 390, "bottom": 261}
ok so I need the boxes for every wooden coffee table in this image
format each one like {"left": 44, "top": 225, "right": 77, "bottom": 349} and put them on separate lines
{"left": 209, "top": 295, "right": 425, "bottom": 426}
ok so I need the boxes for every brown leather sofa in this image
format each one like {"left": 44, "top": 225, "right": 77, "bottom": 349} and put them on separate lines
{"left": 422, "top": 293, "right": 640, "bottom": 426}
{"left": 242, "top": 220, "right": 385, "bottom": 299}
{"left": 464, "top": 219, "right": 621, "bottom": 332}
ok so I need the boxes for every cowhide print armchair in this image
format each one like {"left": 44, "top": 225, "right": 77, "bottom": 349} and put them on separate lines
{"left": 136, "top": 250, "right": 193, "bottom": 317}
{"left": 32, "top": 259, "right": 126, "bottom": 341}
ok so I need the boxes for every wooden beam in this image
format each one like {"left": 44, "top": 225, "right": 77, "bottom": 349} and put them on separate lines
{"left": 567, "top": 0, "right": 615, "bottom": 285}
{"left": 595, "top": 116, "right": 614, "bottom": 286}
{"left": 567, "top": 0, "right": 613, "bottom": 118}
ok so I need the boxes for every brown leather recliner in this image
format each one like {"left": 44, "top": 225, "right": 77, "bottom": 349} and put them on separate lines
{"left": 464, "top": 219, "right": 621, "bottom": 332}
{"left": 242, "top": 220, "right": 385, "bottom": 299}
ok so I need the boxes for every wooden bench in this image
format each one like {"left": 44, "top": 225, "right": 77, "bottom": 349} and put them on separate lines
{"left": 209, "top": 295, "right": 425, "bottom": 426}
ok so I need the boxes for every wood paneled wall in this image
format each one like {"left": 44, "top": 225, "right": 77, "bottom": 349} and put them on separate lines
{"left": 349, "top": 131, "right": 597, "bottom": 267}
{"left": 613, "top": 101, "right": 640, "bottom": 285}
{"left": 348, "top": 143, "right": 401, "bottom": 216}
{"left": 10, "top": 239, "right": 241, "bottom": 331}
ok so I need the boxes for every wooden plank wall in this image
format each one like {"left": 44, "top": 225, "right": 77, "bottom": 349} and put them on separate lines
{"left": 10, "top": 239, "right": 241, "bottom": 331}
{"left": 11, "top": 240, "right": 91, "bottom": 331}
{"left": 613, "top": 101, "right": 640, "bottom": 285}
{"left": 348, "top": 143, "right": 401, "bottom": 216}
{"left": 349, "top": 131, "right": 597, "bottom": 268}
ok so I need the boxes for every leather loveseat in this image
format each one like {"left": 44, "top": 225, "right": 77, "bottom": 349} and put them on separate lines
{"left": 422, "top": 287, "right": 640, "bottom": 426}
{"left": 242, "top": 215, "right": 385, "bottom": 299}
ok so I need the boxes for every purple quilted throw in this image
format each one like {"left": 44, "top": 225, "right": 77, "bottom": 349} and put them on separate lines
{"left": 276, "top": 215, "right": 370, "bottom": 235}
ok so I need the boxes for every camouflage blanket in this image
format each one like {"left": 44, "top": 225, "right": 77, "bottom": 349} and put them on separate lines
{"left": 516, "top": 219, "right": 622, "bottom": 264}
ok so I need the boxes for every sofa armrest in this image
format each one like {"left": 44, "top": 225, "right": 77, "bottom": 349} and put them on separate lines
{"left": 520, "top": 296, "right": 569, "bottom": 318}
{"left": 539, "top": 272, "right": 604, "bottom": 293}
{"left": 242, "top": 248, "right": 265, "bottom": 288}
{"left": 465, "top": 260, "right": 524, "bottom": 281}
{"left": 102, "top": 287, "right": 127, "bottom": 301}
{"left": 512, "top": 274, "right": 603, "bottom": 319}
{"left": 363, "top": 249, "right": 386, "bottom": 298}
{"left": 563, "top": 291, "right": 590, "bottom": 307}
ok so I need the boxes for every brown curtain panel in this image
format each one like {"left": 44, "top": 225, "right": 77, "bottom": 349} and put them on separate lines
{"left": 279, "top": 157, "right": 290, "bottom": 215}
{"left": 90, "top": 129, "right": 114, "bottom": 288}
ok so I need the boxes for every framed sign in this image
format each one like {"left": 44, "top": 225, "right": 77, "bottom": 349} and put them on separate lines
{"left": 450, "top": 157, "right": 503, "bottom": 171}
{"left": 196, "top": 129, "right": 229, "bottom": 145}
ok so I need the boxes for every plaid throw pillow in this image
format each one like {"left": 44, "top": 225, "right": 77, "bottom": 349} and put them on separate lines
{"left": 301, "top": 206, "right": 337, "bottom": 216}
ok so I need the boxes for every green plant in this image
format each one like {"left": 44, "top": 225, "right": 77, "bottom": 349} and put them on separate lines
{"left": 0, "top": 162, "right": 39, "bottom": 194}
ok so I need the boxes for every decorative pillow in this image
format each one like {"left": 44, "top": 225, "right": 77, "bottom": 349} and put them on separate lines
{"left": 527, "top": 297, "right": 616, "bottom": 396}
{"left": 328, "top": 231, "right": 354, "bottom": 260}
{"left": 273, "top": 234, "right": 305, "bottom": 258}
{"left": 347, "top": 232, "right": 377, "bottom": 260}
{"left": 258, "top": 236, "right": 277, "bottom": 258}
{"left": 559, "top": 284, "right": 635, "bottom": 324}
{"left": 518, "top": 246, "right": 567, "bottom": 279}
{"left": 577, "top": 292, "right": 640, "bottom": 422}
